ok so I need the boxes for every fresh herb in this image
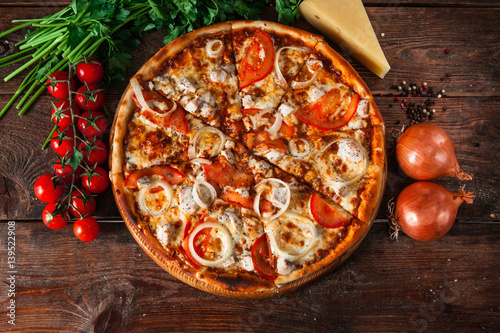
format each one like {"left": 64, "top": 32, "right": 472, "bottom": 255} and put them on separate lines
{"left": 275, "top": 0, "right": 304, "bottom": 24}
{"left": 0, "top": 0, "right": 304, "bottom": 120}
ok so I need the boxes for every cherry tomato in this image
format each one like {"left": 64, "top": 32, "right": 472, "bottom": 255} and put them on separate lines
{"left": 50, "top": 127, "right": 76, "bottom": 156}
{"left": 42, "top": 202, "right": 69, "bottom": 230}
{"left": 78, "top": 110, "right": 107, "bottom": 139}
{"left": 46, "top": 71, "right": 75, "bottom": 99}
{"left": 51, "top": 100, "right": 80, "bottom": 130}
{"left": 34, "top": 174, "right": 64, "bottom": 203}
{"left": 251, "top": 234, "right": 276, "bottom": 280}
{"left": 76, "top": 59, "right": 104, "bottom": 84}
{"left": 81, "top": 166, "right": 109, "bottom": 194}
{"left": 69, "top": 189, "right": 96, "bottom": 218}
{"left": 74, "top": 216, "right": 100, "bottom": 242}
{"left": 54, "top": 158, "right": 83, "bottom": 185}
{"left": 75, "top": 84, "right": 105, "bottom": 111}
{"left": 309, "top": 193, "right": 351, "bottom": 229}
{"left": 78, "top": 139, "right": 108, "bottom": 166}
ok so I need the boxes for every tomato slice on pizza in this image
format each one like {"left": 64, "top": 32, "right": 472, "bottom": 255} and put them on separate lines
{"left": 295, "top": 91, "right": 360, "bottom": 131}
{"left": 124, "top": 165, "right": 186, "bottom": 188}
{"left": 132, "top": 87, "right": 189, "bottom": 134}
{"left": 310, "top": 193, "right": 352, "bottom": 229}
{"left": 238, "top": 30, "right": 275, "bottom": 89}
{"left": 251, "top": 234, "right": 276, "bottom": 281}
{"left": 202, "top": 158, "right": 254, "bottom": 189}
{"left": 255, "top": 138, "right": 286, "bottom": 154}
{"left": 221, "top": 189, "right": 254, "bottom": 209}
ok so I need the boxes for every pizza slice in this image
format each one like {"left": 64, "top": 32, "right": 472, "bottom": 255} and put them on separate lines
{"left": 243, "top": 41, "right": 385, "bottom": 222}
{"left": 232, "top": 21, "right": 322, "bottom": 128}
{"left": 136, "top": 22, "right": 243, "bottom": 137}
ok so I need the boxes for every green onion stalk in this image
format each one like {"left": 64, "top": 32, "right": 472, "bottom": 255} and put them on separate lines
{"left": 0, "top": 0, "right": 301, "bottom": 120}
{"left": 0, "top": 1, "right": 151, "bottom": 119}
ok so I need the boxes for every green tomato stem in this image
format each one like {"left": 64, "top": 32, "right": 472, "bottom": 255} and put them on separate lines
{"left": 101, "top": 104, "right": 111, "bottom": 119}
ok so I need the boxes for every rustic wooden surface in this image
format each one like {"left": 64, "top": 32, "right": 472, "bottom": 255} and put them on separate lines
{"left": 0, "top": 1, "right": 499, "bottom": 332}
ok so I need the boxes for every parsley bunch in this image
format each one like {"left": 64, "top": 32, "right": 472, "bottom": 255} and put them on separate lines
{"left": 0, "top": 0, "right": 303, "bottom": 120}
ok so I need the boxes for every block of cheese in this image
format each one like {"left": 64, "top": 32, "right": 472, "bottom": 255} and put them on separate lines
{"left": 299, "top": 0, "right": 390, "bottom": 78}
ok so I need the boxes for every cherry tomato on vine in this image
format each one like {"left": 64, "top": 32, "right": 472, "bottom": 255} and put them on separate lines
{"left": 51, "top": 100, "right": 80, "bottom": 130}
{"left": 46, "top": 71, "right": 75, "bottom": 99}
{"left": 42, "top": 202, "right": 69, "bottom": 230}
{"left": 76, "top": 59, "right": 104, "bottom": 85}
{"left": 78, "top": 138, "right": 108, "bottom": 166}
{"left": 54, "top": 159, "right": 83, "bottom": 185}
{"left": 34, "top": 174, "right": 64, "bottom": 203}
{"left": 50, "top": 127, "right": 76, "bottom": 156}
{"left": 78, "top": 110, "right": 107, "bottom": 139}
{"left": 75, "top": 84, "right": 104, "bottom": 111}
{"left": 74, "top": 216, "right": 100, "bottom": 241}
{"left": 69, "top": 189, "right": 96, "bottom": 218}
{"left": 81, "top": 166, "right": 109, "bottom": 194}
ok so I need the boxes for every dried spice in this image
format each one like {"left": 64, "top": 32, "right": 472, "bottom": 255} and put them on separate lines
{"left": 388, "top": 81, "right": 448, "bottom": 125}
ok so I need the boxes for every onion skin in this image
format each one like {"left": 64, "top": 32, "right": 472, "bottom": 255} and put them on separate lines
{"left": 395, "top": 181, "right": 474, "bottom": 241}
{"left": 396, "top": 123, "right": 473, "bottom": 181}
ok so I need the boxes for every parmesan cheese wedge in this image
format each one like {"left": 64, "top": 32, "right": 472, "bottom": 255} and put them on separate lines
{"left": 299, "top": 0, "right": 390, "bottom": 78}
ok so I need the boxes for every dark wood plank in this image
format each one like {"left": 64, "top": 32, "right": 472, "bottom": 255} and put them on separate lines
{"left": 0, "top": 221, "right": 498, "bottom": 332}
{"left": 0, "top": 7, "right": 499, "bottom": 97}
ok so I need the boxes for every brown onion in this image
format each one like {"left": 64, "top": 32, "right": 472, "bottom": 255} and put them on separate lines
{"left": 389, "top": 181, "right": 474, "bottom": 241}
{"left": 396, "top": 123, "right": 473, "bottom": 180}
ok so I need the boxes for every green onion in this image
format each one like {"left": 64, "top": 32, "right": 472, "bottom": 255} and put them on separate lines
{"left": 0, "top": 0, "right": 301, "bottom": 120}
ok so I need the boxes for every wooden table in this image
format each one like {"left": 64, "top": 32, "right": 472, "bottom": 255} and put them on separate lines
{"left": 1, "top": 1, "right": 499, "bottom": 332}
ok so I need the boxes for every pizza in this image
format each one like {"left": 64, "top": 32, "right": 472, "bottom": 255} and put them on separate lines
{"left": 110, "top": 21, "right": 385, "bottom": 297}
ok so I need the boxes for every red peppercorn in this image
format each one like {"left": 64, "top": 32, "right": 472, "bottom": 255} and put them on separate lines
{"left": 395, "top": 97, "right": 400, "bottom": 102}
{"left": 445, "top": 48, "right": 450, "bottom": 54}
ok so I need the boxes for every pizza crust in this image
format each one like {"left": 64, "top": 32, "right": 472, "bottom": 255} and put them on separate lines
{"left": 231, "top": 20, "right": 323, "bottom": 48}
{"left": 356, "top": 124, "right": 386, "bottom": 222}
